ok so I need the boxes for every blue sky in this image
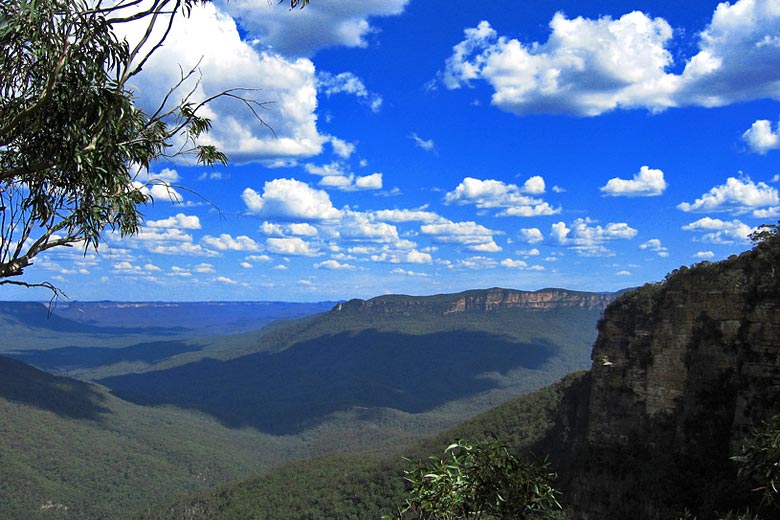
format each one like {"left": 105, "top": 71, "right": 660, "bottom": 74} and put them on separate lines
{"left": 8, "top": 0, "right": 780, "bottom": 301}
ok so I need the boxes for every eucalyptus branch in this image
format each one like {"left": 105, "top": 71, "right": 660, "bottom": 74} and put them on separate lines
{"left": 0, "top": 0, "right": 311, "bottom": 294}
{"left": 120, "top": 0, "right": 175, "bottom": 84}
{"left": 0, "top": 37, "right": 70, "bottom": 139}
{"left": 0, "top": 279, "right": 68, "bottom": 301}
{"left": 123, "top": 0, "right": 181, "bottom": 81}
{"left": 146, "top": 60, "right": 203, "bottom": 123}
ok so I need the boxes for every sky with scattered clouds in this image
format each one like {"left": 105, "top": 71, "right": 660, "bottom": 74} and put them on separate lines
{"left": 9, "top": 0, "right": 780, "bottom": 301}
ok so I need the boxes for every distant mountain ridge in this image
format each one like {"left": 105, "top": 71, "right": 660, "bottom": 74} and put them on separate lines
{"left": 96, "top": 286, "right": 615, "bottom": 435}
{"left": 135, "top": 239, "right": 780, "bottom": 520}
{"left": 0, "top": 287, "right": 616, "bottom": 519}
{"left": 0, "top": 300, "right": 338, "bottom": 355}
{"left": 335, "top": 288, "right": 616, "bottom": 315}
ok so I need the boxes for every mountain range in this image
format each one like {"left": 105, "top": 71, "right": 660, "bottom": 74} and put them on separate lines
{"left": 96, "top": 288, "right": 613, "bottom": 434}
{"left": 0, "top": 287, "right": 614, "bottom": 519}
{"left": 133, "top": 234, "right": 780, "bottom": 520}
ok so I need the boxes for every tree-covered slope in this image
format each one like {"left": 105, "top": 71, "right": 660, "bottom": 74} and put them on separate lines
{"left": 0, "top": 355, "right": 344, "bottom": 520}
{"left": 97, "top": 289, "right": 610, "bottom": 435}
{"left": 130, "top": 372, "right": 587, "bottom": 520}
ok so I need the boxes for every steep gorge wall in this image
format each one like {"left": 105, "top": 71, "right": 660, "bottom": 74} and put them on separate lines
{"left": 556, "top": 244, "right": 780, "bottom": 519}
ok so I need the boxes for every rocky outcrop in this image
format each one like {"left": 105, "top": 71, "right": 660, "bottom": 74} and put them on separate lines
{"left": 555, "top": 241, "right": 780, "bottom": 519}
{"left": 333, "top": 288, "right": 616, "bottom": 316}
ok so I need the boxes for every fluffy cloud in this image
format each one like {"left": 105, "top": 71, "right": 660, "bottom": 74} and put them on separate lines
{"left": 370, "top": 249, "right": 433, "bottom": 264}
{"left": 743, "top": 119, "right": 780, "bottom": 154}
{"left": 371, "top": 209, "right": 443, "bottom": 223}
{"left": 522, "top": 176, "right": 546, "bottom": 195}
{"left": 445, "top": 177, "right": 559, "bottom": 217}
{"left": 753, "top": 206, "right": 780, "bottom": 218}
{"left": 242, "top": 178, "right": 342, "bottom": 220}
{"left": 500, "top": 258, "right": 528, "bottom": 269}
{"left": 354, "top": 173, "right": 383, "bottom": 190}
{"left": 115, "top": 227, "right": 218, "bottom": 257}
{"left": 421, "top": 220, "right": 502, "bottom": 252}
{"left": 123, "top": 3, "right": 325, "bottom": 162}
{"left": 202, "top": 234, "right": 263, "bottom": 251}
{"left": 528, "top": 218, "right": 638, "bottom": 256}
{"left": 677, "top": 177, "right": 779, "bottom": 215}
{"left": 287, "top": 223, "right": 319, "bottom": 236}
{"left": 444, "top": 15, "right": 676, "bottom": 116}
{"left": 452, "top": 256, "right": 499, "bottom": 270}
{"left": 220, "top": 0, "right": 409, "bottom": 57}
{"left": 267, "top": 237, "right": 319, "bottom": 256}
{"left": 146, "top": 213, "right": 202, "bottom": 230}
{"left": 338, "top": 212, "right": 401, "bottom": 243}
{"left": 443, "top": 1, "right": 780, "bottom": 116}
{"left": 305, "top": 162, "right": 383, "bottom": 191}
{"left": 639, "top": 238, "right": 669, "bottom": 257}
{"left": 260, "top": 222, "right": 319, "bottom": 237}
{"left": 520, "top": 228, "right": 544, "bottom": 244}
{"left": 682, "top": 217, "right": 754, "bottom": 244}
{"left": 318, "top": 71, "right": 383, "bottom": 112}
{"left": 391, "top": 268, "right": 429, "bottom": 277}
{"left": 193, "top": 263, "right": 216, "bottom": 273}
{"left": 601, "top": 166, "right": 667, "bottom": 197}
{"left": 329, "top": 137, "right": 356, "bottom": 159}
{"left": 314, "top": 259, "right": 355, "bottom": 270}
{"left": 676, "top": 0, "right": 780, "bottom": 107}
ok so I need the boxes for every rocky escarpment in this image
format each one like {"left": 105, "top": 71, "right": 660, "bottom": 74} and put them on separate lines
{"left": 333, "top": 288, "right": 616, "bottom": 316}
{"left": 554, "top": 238, "right": 780, "bottom": 519}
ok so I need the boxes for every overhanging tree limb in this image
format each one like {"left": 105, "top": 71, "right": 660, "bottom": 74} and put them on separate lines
{"left": 0, "top": 0, "right": 311, "bottom": 295}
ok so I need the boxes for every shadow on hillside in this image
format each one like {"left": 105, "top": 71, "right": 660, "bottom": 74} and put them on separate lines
{"left": 0, "top": 356, "right": 110, "bottom": 420}
{"left": 7, "top": 341, "right": 208, "bottom": 372}
{"left": 99, "top": 329, "right": 557, "bottom": 435}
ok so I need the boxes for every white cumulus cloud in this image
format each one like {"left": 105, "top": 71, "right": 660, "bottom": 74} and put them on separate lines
{"left": 221, "top": 0, "right": 409, "bottom": 57}
{"left": 318, "top": 71, "right": 383, "bottom": 112}
{"left": 146, "top": 213, "right": 202, "bottom": 230}
{"left": 267, "top": 237, "right": 319, "bottom": 256}
{"left": 445, "top": 177, "right": 559, "bottom": 217}
{"left": 122, "top": 2, "right": 326, "bottom": 163}
{"left": 201, "top": 234, "right": 263, "bottom": 252}
{"left": 743, "top": 119, "right": 780, "bottom": 154}
{"left": 442, "top": 1, "right": 780, "bottom": 116}
{"left": 677, "top": 177, "right": 779, "bottom": 215}
{"left": 682, "top": 217, "right": 755, "bottom": 244}
{"left": 242, "top": 178, "right": 342, "bottom": 220}
{"left": 421, "top": 220, "right": 502, "bottom": 252}
{"left": 545, "top": 218, "right": 638, "bottom": 256}
{"left": 601, "top": 166, "right": 667, "bottom": 197}
{"left": 314, "top": 259, "right": 355, "bottom": 270}
{"left": 639, "top": 238, "right": 670, "bottom": 257}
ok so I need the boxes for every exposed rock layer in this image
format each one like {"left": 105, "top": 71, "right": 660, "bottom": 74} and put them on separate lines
{"left": 334, "top": 288, "right": 616, "bottom": 315}
{"left": 555, "top": 244, "right": 780, "bottom": 519}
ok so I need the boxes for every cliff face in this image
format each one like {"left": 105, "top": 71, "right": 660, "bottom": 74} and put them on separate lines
{"left": 557, "top": 242, "right": 780, "bottom": 519}
{"left": 334, "top": 288, "right": 616, "bottom": 316}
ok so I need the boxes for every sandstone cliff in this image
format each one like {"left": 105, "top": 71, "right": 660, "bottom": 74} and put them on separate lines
{"left": 553, "top": 236, "right": 780, "bottom": 519}
{"left": 333, "top": 288, "right": 616, "bottom": 316}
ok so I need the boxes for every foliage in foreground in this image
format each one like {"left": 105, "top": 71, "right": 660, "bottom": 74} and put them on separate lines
{"left": 134, "top": 373, "right": 585, "bottom": 520}
{"left": 391, "top": 438, "right": 561, "bottom": 520}
{"left": 677, "top": 413, "right": 780, "bottom": 520}
{"left": 0, "top": 0, "right": 307, "bottom": 293}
